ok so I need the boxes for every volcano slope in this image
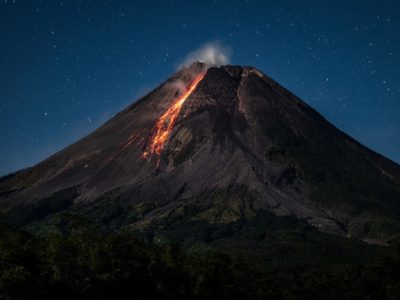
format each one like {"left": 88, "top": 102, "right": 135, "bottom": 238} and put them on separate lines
{"left": 1, "top": 62, "right": 400, "bottom": 245}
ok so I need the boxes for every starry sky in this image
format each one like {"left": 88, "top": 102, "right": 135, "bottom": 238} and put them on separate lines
{"left": 0, "top": 0, "right": 399, "bottom": 176}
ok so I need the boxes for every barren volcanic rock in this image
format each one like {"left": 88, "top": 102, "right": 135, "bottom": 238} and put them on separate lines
{"left": 1, "top": 62, "right": 400, "bottom": 243}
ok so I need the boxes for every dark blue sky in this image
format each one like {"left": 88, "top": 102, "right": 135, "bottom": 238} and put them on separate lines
{"left": 1, "top": 0, "right": 399, "bottom": 175}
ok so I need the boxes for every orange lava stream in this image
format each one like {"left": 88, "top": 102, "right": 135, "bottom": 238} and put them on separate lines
{"left": 144, "top": 73, "right": 205, "bottom": 159}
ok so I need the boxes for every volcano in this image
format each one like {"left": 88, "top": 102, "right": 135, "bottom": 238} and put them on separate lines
{"left": 1, "top": 62, "right": 400, "bottom": 244}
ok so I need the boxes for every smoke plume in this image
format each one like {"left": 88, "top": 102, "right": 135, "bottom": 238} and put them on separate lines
{"left": 180, "top": 42, "right": 230, "bottom": 68}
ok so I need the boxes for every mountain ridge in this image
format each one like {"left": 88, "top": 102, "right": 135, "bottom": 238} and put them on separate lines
{"left": 1, "top": 62, "right": 400, "bottom": 244}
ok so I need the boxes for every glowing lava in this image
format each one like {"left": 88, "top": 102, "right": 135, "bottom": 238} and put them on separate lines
{"left": 144, "top": 73, "right": 205, "bottom": 160}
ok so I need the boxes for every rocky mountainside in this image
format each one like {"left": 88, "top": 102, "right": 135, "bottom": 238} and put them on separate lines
{"left": 1, "top": 62, "right": 400, "bottom": 244}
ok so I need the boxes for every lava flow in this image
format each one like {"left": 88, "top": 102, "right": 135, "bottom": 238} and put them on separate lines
{"left": 143, "top": 73, "right": 205, "bottom": 160}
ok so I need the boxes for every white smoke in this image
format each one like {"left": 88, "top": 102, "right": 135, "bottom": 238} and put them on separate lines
{"left": 180, "top": 42, "right": 231, "bottom": 68}
{"left": 169, "top": 80, "right": 187, "bottom": 97}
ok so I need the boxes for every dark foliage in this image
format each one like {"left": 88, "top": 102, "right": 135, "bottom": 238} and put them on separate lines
{"left": 1, "top": 221, "right": 400, "bottom": 300}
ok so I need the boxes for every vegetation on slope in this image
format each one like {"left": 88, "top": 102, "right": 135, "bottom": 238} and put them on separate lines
{"left": 1, "top": 216, "right": 400, "bottom": 299}
{"left": 261, "top": 111, "right": 400, "bottom": 239}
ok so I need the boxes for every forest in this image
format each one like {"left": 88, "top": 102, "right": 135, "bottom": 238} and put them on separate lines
{"left": 1, "top": 219, "right": 400, "bottom": 299}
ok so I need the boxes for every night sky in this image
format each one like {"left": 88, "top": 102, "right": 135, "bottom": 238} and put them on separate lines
{"left": 1, "top": 0, "right": 399, "bottom": 176}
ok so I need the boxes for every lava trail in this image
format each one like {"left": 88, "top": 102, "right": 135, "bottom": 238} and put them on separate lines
{"left": 144, "top": 73, "right": 205, "bottom": 160}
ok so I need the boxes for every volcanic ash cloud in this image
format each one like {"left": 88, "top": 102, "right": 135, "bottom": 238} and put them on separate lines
{"left": 180, "top": 42, "right": 231, "bottom": 68}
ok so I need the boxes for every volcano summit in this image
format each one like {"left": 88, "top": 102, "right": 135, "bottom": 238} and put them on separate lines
{"left": 1, "top": 62, "right": 400, "bottom": 244}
